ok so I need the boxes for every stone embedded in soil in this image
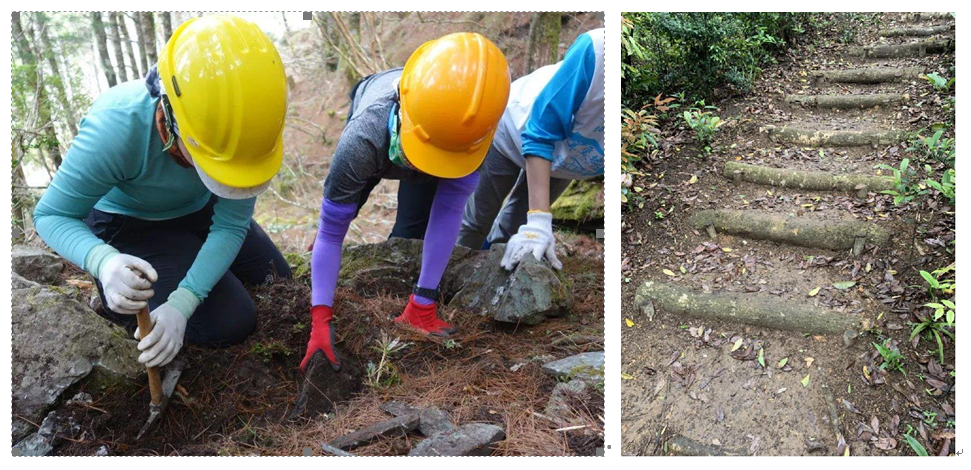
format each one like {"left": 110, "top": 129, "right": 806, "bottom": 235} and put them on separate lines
{"left": 12, "top": 245, "right": 64, "bottom": 284}
{"left": 289, "top": 350, "right": 363, "bottom": 420}
{"left": 542, "top": 352, "right": 605, "bottom": 384}
{"left": 329, "top": 413, "right": 420, "bottom": 450}
{"left": 12, "top": 285, "right": 142, "bottom": 444}
{"left": 449, "top": 245, "right": 572, "bottom": 325}
{"left": 12, "top": 271, "right": 40, "bottom": 290}
{"left": 544, "top": 380, "right": 592, "bottom": 421}
{"left": 12, "top": 410, "right": 73, "bottom": 456}
{"left": 408, "top": 423, "right": 506, "bottom": 456}
{"left": 339, "top": 237, "right": 473, "bottom": 297}
{"left": 380, "top": 400, "right": 457, "bottom": 436}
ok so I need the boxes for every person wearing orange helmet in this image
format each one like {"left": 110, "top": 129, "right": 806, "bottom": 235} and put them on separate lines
{"left": 33, "top": 16, "right": 290, "bottom": 368}
{"left": 301, "top": 33, "right": 510, "bottom": 372}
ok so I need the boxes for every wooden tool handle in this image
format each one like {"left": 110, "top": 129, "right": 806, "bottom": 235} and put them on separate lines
{"left": 135, "top": 306, "right": 163, "bottom": 406}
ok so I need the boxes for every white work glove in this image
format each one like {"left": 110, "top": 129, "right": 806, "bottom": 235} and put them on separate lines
{"left": 500, "top": 211, "right": 562, "bottom": 271}
{"left": 100, "top": 254, "right": 158, "bottom": 314}
{"left": 134, "top": 303, "right": 187, "bottom": 368}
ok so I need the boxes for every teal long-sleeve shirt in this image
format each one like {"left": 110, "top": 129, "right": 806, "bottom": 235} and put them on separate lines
{"left": 33, "top": 81, "right": 255, "bottom": 318}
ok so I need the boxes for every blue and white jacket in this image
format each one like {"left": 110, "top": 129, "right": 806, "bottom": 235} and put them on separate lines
{"left": 492, "top": 28, "right": 604, "bottom": 180}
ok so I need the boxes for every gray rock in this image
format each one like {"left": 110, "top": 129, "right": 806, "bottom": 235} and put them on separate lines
{"left": 337, "top": 238, "right": 572, "bottom": 326}
{"left": 12, "top": 245, "right": 64, "bottom": 284}
{"left": 449, "top": 245, "right": 572, "bottom": 325}
{"left": 329, "top": 413, "right": 420, "bottom": 450}
{"left": 13, "top": 411, "right": 77, "bottom": 456}
{"left": 379, "top": 400, "right": 456, "bottom": 436}
{"left": 12, "top": 286, "right": 142, "bottom": 443}
{"left": 542, "top": 352, "right": 605, "bottom": 384}
{"left": 544, "top": 380, "right": 591, "bottom": 420}
{"left": 409, "top": 423, "right": 505, "bottom": 456}
{"left": 12, "top": 271, "right": 40, "bottom": 290}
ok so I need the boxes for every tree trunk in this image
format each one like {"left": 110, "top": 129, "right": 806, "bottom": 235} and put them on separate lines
{"left": 525, "top": 12, "right": 562, "bottom": 75}
{"left": 132, "top": 12, "right": 149, "bottom": 75}
{"left": 140, "top": 12, "right": 158, "bottom": 65}
{"left": 13, "top": 14, "right": 63, "bottom": 168}
{"left": 119, "top": 13, "right": 141, "bottom": 77}
{"left": 35, "top": 12, "right": 78, "bottom": 137}
{"left": 161, "top": 12, "right": 173, "bottom": 44}
{"left": 107, "top": 12, "right": 129, "bottom": 83}
{"left": 90, "top": 12, "right": 118, "bottom": 88}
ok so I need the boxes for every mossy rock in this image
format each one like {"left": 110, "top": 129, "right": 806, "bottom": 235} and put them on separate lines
{"left": 551, "top": 179, "right": 604, "bottom": 223}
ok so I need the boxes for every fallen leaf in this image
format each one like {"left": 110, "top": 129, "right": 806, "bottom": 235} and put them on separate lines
{"left": 688, "top": 175, "right": 698, "bottom": 184}
{"left": 663, "top": 269, "right": 676, "bottom": 277}
{"left": 802, "top": 374, "right": 811, "bottom": 387}
{"left": 808, "top": 286, "right": 821, "bottom": 297}
{"left": 805, "top": 357, "right": 814, "bottom": 368}
{"left": 833, "top": 281, "right": 857, "bottom": 290}
{"left": 731, "top": 338, "right": 744, "bottom": 352}
{"left": 758, "top": 347, "right": 765, "bottom": 368}
{"left": 621, "top": 373, "right": 634, "bottom": 380}
{"left": 777, "top": 357, "right": 789, "bottom": 368}
{"left": 625, "top": 318, "right": 635, "bottom": 327}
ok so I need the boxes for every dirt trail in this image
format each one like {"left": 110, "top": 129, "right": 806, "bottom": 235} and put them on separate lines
{"left": 622, "top": 13, "right": 955, "bottom": 456}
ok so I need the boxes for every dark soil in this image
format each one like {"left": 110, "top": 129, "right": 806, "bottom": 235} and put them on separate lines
{"left": 622, "top": 13, "right": 955, "bottom": 456}
{"left": 43, "top": 235, "right": 604, "bottom": 456}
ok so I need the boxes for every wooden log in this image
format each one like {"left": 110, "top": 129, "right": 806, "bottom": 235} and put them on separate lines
{"left": 901, "top": 12, "right": 953, "bottom": 23}
{"left": 688, "top": 209, "right": 890, "bottom": 251}
{"left": 810, "top": 67, "right": 923, "bottom": 84}
{"left": 665, "top": 435, "right": 735, "bottom": 456}
{"left": 848, "top": 40, "right": 953, "bottom": 59}
{"left": 634, "top": 281, "right": 866, "bottom": 335}
{"left": 785, "top": 93, "right": 908, "bottom": 109}
{"left": 881, "top": 24, "right": 954, "bottom": 37}
{"left": 761, "top": 125, "right": 908, "bottom": 147}
{"left": 723, "top": 162, "right": 895, "bottom": 193}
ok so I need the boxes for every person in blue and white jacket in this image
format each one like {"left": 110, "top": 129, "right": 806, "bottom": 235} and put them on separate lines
{"left": 456, "top": 28, "right": 604, "bottom": 270}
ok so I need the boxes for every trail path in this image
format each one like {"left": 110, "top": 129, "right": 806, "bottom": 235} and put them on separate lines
{"left": 622, "top": 13, "right": 955, "bottom": 456}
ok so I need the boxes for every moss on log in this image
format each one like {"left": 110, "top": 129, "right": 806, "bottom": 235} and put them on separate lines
{"left": 761, "top": 125, "right": 908, "bottom": 147}
{"left": 848, "top": 40, "right": 954, "bottom": 58}
{"left": 688, "top": 209, "right": 890, "bottom": 251}
{"left": 634, "top": 281, "right": 865, "bottom": 335}
{"left": 785, "top": 93, "right": 908, "bottom": 109}
{"left": 810, "top": 67, "right": 923, "bottom": 84}
{"left": 881, "top": 24, "right": 953, "bottom": 37}
{"left": 723, "top": 162, "right": 895, "bottom": 193}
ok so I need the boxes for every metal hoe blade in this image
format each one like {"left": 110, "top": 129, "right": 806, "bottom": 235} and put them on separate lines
{"left": 136, "top": 357, "right": 186, "bottom": 439}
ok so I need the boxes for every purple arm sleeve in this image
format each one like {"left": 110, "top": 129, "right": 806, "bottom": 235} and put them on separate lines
{"left": 311, "top": 198, "right": 357, "bottom": 307}
{"left": 414, "top": 171, "right": 481, "bottom": 305}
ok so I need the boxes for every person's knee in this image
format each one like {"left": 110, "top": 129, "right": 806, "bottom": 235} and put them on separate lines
{"left": 187, "top": 298, "right": 257, "bottom": 347}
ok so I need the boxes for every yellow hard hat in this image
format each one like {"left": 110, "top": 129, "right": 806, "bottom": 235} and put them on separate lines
{"left": 158, "top": 15, "right": 287, "bottom": 191}
{"left": 399, "top": 32, "right": 510, "bottom": 179}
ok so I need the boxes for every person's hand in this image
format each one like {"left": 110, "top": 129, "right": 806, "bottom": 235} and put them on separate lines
{"left": 300, "top": 305, "right": 340, "bottom": 372}
{"left": 134, "top": 303, "right": 187, "bottom": 368}
{"left": 100, "top": 254, "right": 158, "bottom": 314}
{"left": 500, "top": 211, "right": 562, "bottom": 271}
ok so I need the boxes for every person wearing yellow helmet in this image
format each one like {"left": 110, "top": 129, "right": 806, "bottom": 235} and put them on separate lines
{"left": 33, "top": 16, "right": 290, "bottom": 369}
{"left": 301, "top": 32, "right": 510, "bottom": 372}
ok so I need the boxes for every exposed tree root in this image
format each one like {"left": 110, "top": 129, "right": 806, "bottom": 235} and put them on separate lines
{"left": 688, "top": 209, "right": 891, "bottom": 251}
{"left": 881, "top": 24, "right": 953, "bottom": 37}
{"left": 848, "top": 40, "right": 953, "bottom": 58}
{"left": 761, "top": 125, "right": 908, "bottom": 147}
{"left": 785, "top": 93, "right": 908, "bottom": 109}
{"left": 723, "top": 162, "right": 894, "bottom": 193}
{"left": 901, "top": 12, "right": 953, "bottom": 22}
{"left": 634, "top": 281, "right": 866, "bottom": 335}
{"left": 810, "top": 67, "right": 923, "bottom": 84}
{"left": 664, "top": 435, "right": 735, "bottom": 456}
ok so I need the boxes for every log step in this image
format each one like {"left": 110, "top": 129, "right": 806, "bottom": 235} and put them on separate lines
{"left": 848, "top": 40, "right": 953, "bottom": 59}
{"left": 688, "top": 209, "right": 890, "bottom": 252}
{"left": 810, "top": 66, "right": 923, "bottom": 84}
{"left": 881, "top": 24, "right": 954, "bottom": 37}
{"left": 901, "top": 12, "right": 953, "bottom": 23}
{"left": 723, "top": 162, "right": 894, "bottom": 194}
{"left": 785, "top": 93, "right": 908, "bottom": 109}
{"left": 634, "top": 281, "right": 867, "bottom": 335}
{"left": 761, "top": 125, "right": 908, "bottom": 147}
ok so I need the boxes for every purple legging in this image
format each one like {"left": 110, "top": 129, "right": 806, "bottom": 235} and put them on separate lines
{"left": 311, "top": 171, "right": 480, "bottom": 308}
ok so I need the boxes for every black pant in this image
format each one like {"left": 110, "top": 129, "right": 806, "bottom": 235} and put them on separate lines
{"left": 85, "top": 196, "right": 291, "bottom": 347}
{"left": 357, "top": 177, "right": 438, "bottom": 240}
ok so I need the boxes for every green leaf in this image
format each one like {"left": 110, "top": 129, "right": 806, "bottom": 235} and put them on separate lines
{"left": 777, "top": 357, "right": 788, "bottom": 368}
{"left": 801, "top": 374, "right": 811, "bottom": 388}
{"left": 808, "top": 286, "right": 821, "bottom": 297}
{"left": 758, "top": 347, "right": 765, "bottom": 368}
{"left": 832, "top": 281, "right": 856, "bottom": 290}
{"left": 731, "top": 338, "right": 744, "bottom": 352}
{"left": 902, "top": 434, "right": 928, "bottom": 456}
